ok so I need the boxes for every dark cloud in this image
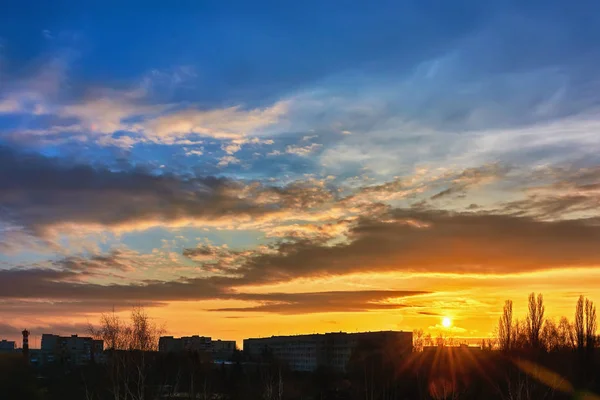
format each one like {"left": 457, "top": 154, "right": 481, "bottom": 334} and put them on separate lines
{"left": 0, "top": 267, "right": 226, "bottom": 302}
{"left": 502, "top": 166, "right": 600, "bottom": 218}
{"left": 430, "top": 188, "right": 455, "bottom": 200}
{"left": 217, "top": 209, "right": 600, "bottom": 284}
{"left": 4, "top": 205, "right": 600, "bottom": 306}
{"left": 0, "top": 298, "right": 164, "bottom": 318}
{"left": 504, "top": 194, "right": 600, "bottom": 219}
{"left": 3, "top": 206, "right": 600, "bottom": 315}
{"left": 0, "top": 266, "right": 425, "bottom": 315}
{"left": 55, "top": 250, "right": 137, "bottom": 274}
{"left": 0, "top": 146, "right": 335, "bottom": 239}
{"left": 210, "top": 290, "right": 425, "bottom": 314}
{"left": 417, "top": 311, "right": 443, "bottom": 317}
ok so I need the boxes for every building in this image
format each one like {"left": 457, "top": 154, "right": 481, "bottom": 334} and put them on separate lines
{"left": 0, "top": 339, "right": 16, "bottom": 353}
{"left": 244, "top": 330, "right": 413, "bottom": 372}
{"left": 40, "top": 334, "right": 104, "bottom": 365}
{"left": 158, "top": 335, "right": 236, "bottom": 359}
{"left": 211, "top": 339, "right": 237, "bottom": 360}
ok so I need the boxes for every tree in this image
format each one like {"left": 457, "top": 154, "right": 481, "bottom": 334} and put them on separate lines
{"left": 541, "top": 319, "right": 557, "bottom": 352}
{"left": 89, "top": 306, "right": 165, "bottom": 400}
{"left": 511, "top": 318, "right": 527, "bottom": 349}
{"left": 424, "top": 333, "right": 433, "bottom": 347}
{"left": 498, "top": 300, "right": 513, "bottom": 351}
{"left": 90, "top": 306, "right": 163, "bottom": 351}
{"left": 574, "top": 295, "right": 597, "bottom": 353}
{"left": 435, "top": 332, "right": 445, "bottom": 347}
{"left": 526, "top": 293, "right": 544, "bottom": 349}
{"left": 575, "top": 295, "right": 585, "bottom": 352}
{"left": 584, "top": 298, "right": 597, "bottom": 352}
{"left": 413, "top": 329, "right": 424, "bottom": 352}
{"left": 557, "top": 317, "right": 575, "bottom": 350}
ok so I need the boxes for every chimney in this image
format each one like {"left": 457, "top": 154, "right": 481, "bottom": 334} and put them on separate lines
{"left": 22, "top": 329, "right": 30, "bottom": 359}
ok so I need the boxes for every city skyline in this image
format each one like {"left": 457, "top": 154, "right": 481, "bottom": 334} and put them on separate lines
{"left": 2, "top": 1, "right": 600, "bottom": 347}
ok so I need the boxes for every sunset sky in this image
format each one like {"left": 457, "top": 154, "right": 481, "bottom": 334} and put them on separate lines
{"left": 1, "top": 1, "right": 600, "bottom": 347}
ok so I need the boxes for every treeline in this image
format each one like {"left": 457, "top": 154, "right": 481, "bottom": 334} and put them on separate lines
{"left": 497, "top": 293, "right": 598, "bottom": 353}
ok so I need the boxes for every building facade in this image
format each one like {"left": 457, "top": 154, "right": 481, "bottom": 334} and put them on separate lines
{"left": 158, "top": 335, "right": 236, "bottom": 359}
{"left": 244, "top": 331, "right": 413, "bottom": 372}
{"left": 0, "top": 339, "right": 16, "bottom": 353}
{"left": 40, "top": 334, "right": 104, "bottom": 365}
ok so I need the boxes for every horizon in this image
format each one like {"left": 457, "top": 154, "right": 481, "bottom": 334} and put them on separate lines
{"left": 4, "top": 328, "right": 489, "bottom": 351}
{"left": 2, "top": 1, "right": 600, "bottom": 352}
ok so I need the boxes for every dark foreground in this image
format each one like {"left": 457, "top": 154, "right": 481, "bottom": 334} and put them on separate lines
{"left": 1, "top": 347, "right": 599, "bottom": 400}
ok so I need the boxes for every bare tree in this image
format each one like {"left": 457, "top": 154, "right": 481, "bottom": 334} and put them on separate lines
{"left": 498, "top": 300, "right": 513, "bottom": 351}
{"left": 89, "top": 306, "right": 165, "bottom": 400}
{"left": 130, "top": 306, "right": 162, "bottom": 351}
{"left": 541, "top": 319, "right": 557, "bottom": 352}
{"left": 91, "top": 306, "right": 163, "bottom": 351}
{"left": 557, "top": 317, "right": 575, "bottom": 350}
{"left": 526, "top": 293, "right": 545, "bottom": 349}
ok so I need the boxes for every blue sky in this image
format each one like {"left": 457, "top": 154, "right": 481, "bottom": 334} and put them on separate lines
{"left": 1, "top": 0, "right": 600, "bottom": 343}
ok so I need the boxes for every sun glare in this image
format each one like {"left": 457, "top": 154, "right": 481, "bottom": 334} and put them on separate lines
{"left": 442, "top": 317, "right": 452, "bottom": 328}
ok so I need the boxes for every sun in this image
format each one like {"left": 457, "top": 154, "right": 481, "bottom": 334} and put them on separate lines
{"left": 442, "top": 317, "right": 452, "bottom": 328}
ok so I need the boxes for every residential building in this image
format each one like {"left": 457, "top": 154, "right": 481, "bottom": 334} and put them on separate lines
{"left": 0, "top": 339, "right": 16, "bottom": 353}
{"left": 40, "top": 334, "right": 104, "bottom": 365}
{"left": 158, "top": 335, "right": 236, "bottom": 359}
{"left": 244, "top": 330, "right": 413, "bottom": 372}
{"left": 211, "top": 339, "right": 237, "bottom": 360}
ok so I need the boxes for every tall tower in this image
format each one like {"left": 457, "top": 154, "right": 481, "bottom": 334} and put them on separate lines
{"left": 22, "top": 329, "right": 30, "bottom": 359}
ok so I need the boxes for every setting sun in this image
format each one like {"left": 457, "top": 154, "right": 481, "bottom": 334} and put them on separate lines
{"left": 442, "top": 317, "right": 452, "bottom": 328}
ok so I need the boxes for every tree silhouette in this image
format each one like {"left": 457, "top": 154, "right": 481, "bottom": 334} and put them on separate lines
{"left": 575, "top": 295, "right": 585, "bottom": 352}
{"left": 88, "top": 306, "right": 165, "bottom": 400}
{"left": 526, "top": 293, "right": 545, "bottom": 349}
{"left": 584, "top": 298, "right": 597, "bottom": 352}
{"left": 499, "top": 300, "right": 513, "bottom": 351}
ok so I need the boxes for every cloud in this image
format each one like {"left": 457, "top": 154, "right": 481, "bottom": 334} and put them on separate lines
{"left": 0, "top": 59, "right": 288, "bottom": 149}
{"left": 0, "top": 321, "right": 96, "bottom": 338}
{"left": 3, "top": 204, "right": 600, "bottom": 316}
{"left": 5, "top": 97, "right": 288, "bottom": 149}
{"left": 263, "top": 220, "right": 351, "bottom": 241}
{"left": 211, "top": 290, "right": 426, "bottom": 314}
{"left": 0, "top": 259, "right": 425, "bottom": 315}
{"left": 57, "top": 90, "right": 166, "bottom": 135}
{"left": 285, "top": 143, "right": 323, "bottom": 156}
{"left": 213, "top": 209, "right": 600, "bottom": 286}
{"left": 220, "top": 137, "right": 275, "bottom": 155}
{"left": 430, "top": 164, "right": 511, "bottom": 200}
{"left": 143, "top": 102, "right": 288, "bottom": 143}
{"left": 502, "top": 165, "right": 600, "bottom": 218}
{"left": 0, "top": 266, "right": 225, "bottom": 302}
{"left": 0, "top": 298, "right": 164, "bottom": 319}
{"left": 55, "top": 249, "right": 138, "bottom": 275}
{"left": 0, "top": 146, "right": 296, "bottom": 239}
{"left": 185, "top": 148, "right": 204, "bottom": 156}
{"left": 428, "top": 324, "right": 467, "bottom": 334}
{"left": 217, "top": 155, "right": 240, "bottom": 167}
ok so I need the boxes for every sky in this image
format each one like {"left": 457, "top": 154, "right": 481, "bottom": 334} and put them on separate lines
{"left": 1, "top": 0, "right": 600, "bottom": 347}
